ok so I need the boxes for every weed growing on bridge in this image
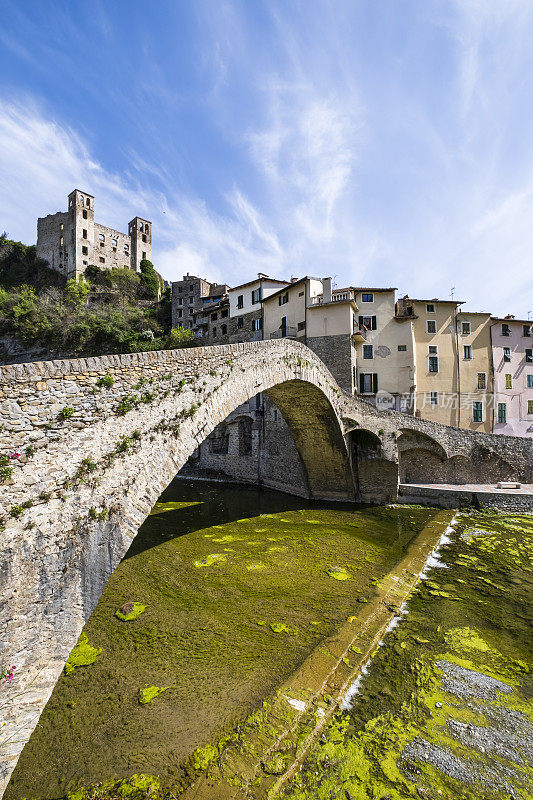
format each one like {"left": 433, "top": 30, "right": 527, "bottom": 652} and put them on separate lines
{"left": 96, "top": 375, "right": 114, "bottom": 389}
{"left": 140, "top": 391, "right": 155, "bottom": 404}
{"left": 74, "top": 458, "right": 97, "bottom": 483}
{"left": 115, "top": 394, "right": 139, "bottom": 415}
{"left": 0, "top": 455, "right": 14, "bottom": 483}
{"left": 58, "top": 407, "right": 75, "bottom": 421}
{"left": 88, "top": 506, "right": 108, "bottom": 521}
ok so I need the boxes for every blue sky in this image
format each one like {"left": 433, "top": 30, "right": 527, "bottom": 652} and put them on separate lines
{"left": 0, "top": 0, "right": 532, "bottom": 318}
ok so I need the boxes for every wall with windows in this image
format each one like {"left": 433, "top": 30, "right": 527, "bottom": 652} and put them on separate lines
{"left": 352, "top": 290, "right": 414, "bottom": 411}
{"left": 491, "top": 318, "right": 533, "bottom": 438}
{"left": 263, "top": 278, "right": 323, "bottom": 340}
{"left": 93, "top": 222, "right": 133, "bottom": 272}
{"left": 410, "top": 300, "right": 462, "bottom": 428}
{"left": 228, "top": 278, "right": 288, "bottom": 318}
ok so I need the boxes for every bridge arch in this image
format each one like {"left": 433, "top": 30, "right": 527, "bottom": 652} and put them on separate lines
{"left": 0, "top": 340, "right": 353, "bottom": 791}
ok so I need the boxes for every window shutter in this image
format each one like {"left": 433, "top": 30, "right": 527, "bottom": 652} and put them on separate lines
{"left": 358, "top": 315, "right": 364, "bottom": 328}
{"left": 373, "top": 374, "right": 378, "bottom": 393}
{"left": 372, "top": 316, "right": 377, "bottom": 330}
{"left": 278, "top": 296, "right": 282, "bottom": 306}
{"left": 359, "top": 374, "right": 365, "bottom": 394}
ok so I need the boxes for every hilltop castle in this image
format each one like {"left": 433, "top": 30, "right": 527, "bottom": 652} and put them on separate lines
{"left": 36, "top": 189, "right": 152, "bottom": 280}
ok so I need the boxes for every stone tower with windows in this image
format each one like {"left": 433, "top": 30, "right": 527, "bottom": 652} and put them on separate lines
{"left": 37, "top": 191, "right": 152, "bottom": 280}
{"left": 128, "top": 217, "right": 152, "bottom": 272}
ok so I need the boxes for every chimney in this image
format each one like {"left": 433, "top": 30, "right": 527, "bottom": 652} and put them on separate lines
{"left": 322, "top": 277, "right": 332, "bottom": 303}
{"left": 290, "top": 276, "right": 298, "bottom": 283}
{"left": 504, "top": 314, "right": 515, "bottom": 320}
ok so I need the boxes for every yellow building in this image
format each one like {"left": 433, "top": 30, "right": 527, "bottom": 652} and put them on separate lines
{"left": 396, "top": 297, "right": 492, "bottom": 431}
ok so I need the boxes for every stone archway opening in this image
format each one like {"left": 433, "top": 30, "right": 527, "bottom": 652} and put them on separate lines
{"left": 397, "top": 429, "right": 448, "bottom": 484}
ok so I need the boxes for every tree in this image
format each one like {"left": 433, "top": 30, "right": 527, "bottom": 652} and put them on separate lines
{"left": 139, "top": 259, "right": 159, "bottom": 300}
{"left": 166, "top": 327, "right": 195, "bottom": 348}
{"left": 65, "top": 279, "right": 89, "bottom": 308}
{"left": 108, "top": 268, "right": 140, "bottom": 306}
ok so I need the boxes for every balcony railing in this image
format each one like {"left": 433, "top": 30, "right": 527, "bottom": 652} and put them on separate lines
{"left": 352, "top": 326, "right": 367, "bottom": 340}
{"left": 269, "top": 326, "right": 298, "bottom": 339}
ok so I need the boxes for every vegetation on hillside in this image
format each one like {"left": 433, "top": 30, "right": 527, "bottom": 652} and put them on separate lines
{"left": 0, "top": 234, "right": 194, "bottom": 357}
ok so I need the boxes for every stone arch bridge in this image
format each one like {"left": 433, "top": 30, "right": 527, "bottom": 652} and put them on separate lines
{"left": 0, "top": 339, "right": 531, "bottom": 793}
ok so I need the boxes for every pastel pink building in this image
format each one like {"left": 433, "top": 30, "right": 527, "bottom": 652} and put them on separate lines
{"left": 491, "top": 316, "right": 533, "bottom": 438}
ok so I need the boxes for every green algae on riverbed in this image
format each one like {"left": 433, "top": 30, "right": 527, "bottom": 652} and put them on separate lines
{"left": 281, "top": 511, "right": 533, "bottom": 800}
{"left": 5, "top": 481, "right": 436, "bottom": 800}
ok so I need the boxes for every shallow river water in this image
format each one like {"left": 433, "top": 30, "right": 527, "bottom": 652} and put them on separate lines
{"left": 6, "top": 479, "right": 438, "bottom": 799}
{"left": 282, "top": 510, "right": 533, "bottom": 800}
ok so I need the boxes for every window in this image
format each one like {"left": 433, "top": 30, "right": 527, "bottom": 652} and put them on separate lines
{"left": 528, "top": 375, "right": 533, "bottom": 388}
{"left": 251, "top": 288, "right": 261, "bottom": 304}
{"left": 279, "top": 292, "right": 289, "bottom": 306}
{"left": 503, "top": 347, "right": 511, "bottom": 362}
{"left": 297, "top": 321, "right": 305, "bottom": 331}
{"left": 99, "top": 233, "right": 105, "bottom": 242}
{"left": 461, "top": 321, "right": 471, "bottom": 335}
{"left": 477, "top": 373, "right": 486, "bottom": 389}
{"left": 428, "top": 345, "right": 439, "bottom": 373}
{"left": 221, "top": 324, "right": 227, "bottom": 335}
{"left": 299, "top": 291, "right": 304, "bottom": 297}
{"left": 237, "top": 294, "right": 244, "bottom": 309}
{"left": 142, "top": 251, "right": 146, "bottom": 260}
{"left": 359, "top": 373, "right": 378, "bottom": 394}
{"left": 82, "top": 246, "right": 88, "bottom": 255}
{"left": 189, "top": 296, "right": 194, "bottom": 305}
{"left": 501, "top": 323, "right": 511, "bottom": 336}
{"left": 212, "top": 327, "right": 217, "bottom": 337}
{"left": 252, "top": 318, "right": 262, "bottom": 331}
{"left": 473, "top": 401, "right": 483, "bottom": 423}
{"left": 83, "top": 209, "right": 87, "bottom": 219}
{"left": 528, "top": 400, "right": 533, "bottom": 415}
{"left": 363, "top": 344, "right": 373, "bottom": 359}
{"left": 463, "top": 345, "right": 472, "bottom": 360}
{"left": 221, "top": 309, "right": 228, "bottom": 318}
{"left": 427, "top": 320, "right": 437, "bottom": 334}
{"left": 237, "top": 316, "right": 244, "bottom": 329}
{"left": 498, "top": 403, "right": 507, "bottom": 424}
{"left": 82, "top": 229, "right": 88, "bottom": 239}
{"left": 59, "top": 236, "right": 63, "bottom": 246}
{"left": 139, "top": 223, "right": 143, "bottom": 232}
{"left": 112, "top": 238, "right": 117, "bottom": 247}
{"left": 86, "top": 198, "right": 90, "bottom": 207}
{"left": 189, "top": 285, "right": 194, "bottom": 292}
{"left": 145, "top": 225, "right": 149, "bottom": 234}
{"left": 211, "top": 313, "right": 217, "bottom": 321}
{"left": 523, "top": 324, "right": 531, "bottom": 337}
{"left": 426, "top": 303, "right": 435, "bottom": 313}
{"left": 398, "top": 344, "right": 407, "bottom": 351}
{"left": 526, "top": 348, "right": 533, "bottom": 363}
{"left": 361, "top": 293, "right": 374, "bottom": 303}
{"left": 505, "top": 374, "right": 512, "bottom": 389}
{"left": 99, "top": 256, "right": 105, "bottom": 263}
{"left": 142, "top": 235, "right": 147, "bottom": 243}
{"left": 359, "top": 315, "right": 377, "bottom": 330}
{"left": 177, "top": 309, "right": 182, "bottom": 318}
{"left": 177, "top": 297, "right": 182, "bottom": 305}
{"left": 178, "top": 285, "right": 182, "bottom": 293}
{"left": 124, "top": 243, "right": 129, "bottom": 251}
{"left": 430, "top": 391, "right": 438, "bottom": 406}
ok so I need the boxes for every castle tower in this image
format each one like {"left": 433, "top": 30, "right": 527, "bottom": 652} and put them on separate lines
{"left": 68, "top": 189, "right": 95, "bottom": 279}
{"left": 128, "top": 216, "right": 152, "bottom": 272}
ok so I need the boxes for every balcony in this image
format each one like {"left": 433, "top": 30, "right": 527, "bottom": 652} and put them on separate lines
{"left": 352, "top": 326, "right": 367, "bottom": 341}
{"left": 269, "top": 326, "right": 298, "bottom": 339}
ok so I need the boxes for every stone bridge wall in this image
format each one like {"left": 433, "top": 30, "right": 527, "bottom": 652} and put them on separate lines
{"left": 0, "top": 340, "right": 531, "bottom": 794}
{"left": 0, "top": 340, "right": 353, "bottom": 793}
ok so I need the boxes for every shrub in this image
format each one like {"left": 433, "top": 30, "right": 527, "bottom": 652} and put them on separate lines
{"left": 58, "top": 407, "right": 75, "bottom": 420}
{"left": 96, "top": 374, "right": 114, "bottom": 388}
{"left": 115, "top": 394, "right": 138, "bottom": 416}
{"left": 166, "top": 327, "right": 195, "bottom": 349}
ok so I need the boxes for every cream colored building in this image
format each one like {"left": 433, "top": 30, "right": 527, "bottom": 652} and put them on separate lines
{"left": 395, "top": 297, "right": 493, "bottom": 431}
{"left": 263, "top": 277, "right": 358, "bottom": 393}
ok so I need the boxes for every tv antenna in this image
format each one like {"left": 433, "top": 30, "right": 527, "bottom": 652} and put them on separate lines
{"left": 450, "top": 286, "right": 455, "bottom": 300}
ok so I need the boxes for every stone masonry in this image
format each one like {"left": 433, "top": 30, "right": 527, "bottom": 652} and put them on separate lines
{"left": 0, "top": 339, "right": 531, "bottom": 794}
